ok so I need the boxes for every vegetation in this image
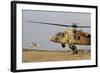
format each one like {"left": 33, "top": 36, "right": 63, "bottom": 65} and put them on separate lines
{"left": 22, "top": 48, "right": 91, "bottom": 63}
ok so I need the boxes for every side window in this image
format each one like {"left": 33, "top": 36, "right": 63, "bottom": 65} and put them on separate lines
{"left": 56, "top": 32, "right": 61, "bottom": 36}
{"left": 77, "top": 36, "right": 80, "bottom": 40}
{"left": 87, "top": 34, "right": 91, "bottom": 38}
{"left": 73, "top": 35, "right": 80, "bottom": 40}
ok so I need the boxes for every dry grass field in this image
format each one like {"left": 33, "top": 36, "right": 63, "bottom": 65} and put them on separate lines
{"left": 22, "top": 49, "right": 91, "bottom": 63}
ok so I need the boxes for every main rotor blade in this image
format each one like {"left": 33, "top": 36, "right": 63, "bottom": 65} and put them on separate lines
{"left": 26, "top": 21, "right": 91, "bottom": 28}
{"left": 26, "top": 21, "right": 71, "bottom": 27}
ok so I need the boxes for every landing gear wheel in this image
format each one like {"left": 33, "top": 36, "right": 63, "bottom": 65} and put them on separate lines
{"left": 61, "top": 44, "right": 65, "bottom": 48}
{"left": 69, "top": 44, "right": 78, "bottom": 54}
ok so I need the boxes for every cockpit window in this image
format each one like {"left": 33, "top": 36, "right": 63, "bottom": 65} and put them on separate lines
{"left": 56, "top": 32, "right": 61, "bottom": 36}
{"left": 61, "top": 33, "right": 65, "bottom": 37}
{"left": 56, "top": 32, "right": 65, "bottom": 37}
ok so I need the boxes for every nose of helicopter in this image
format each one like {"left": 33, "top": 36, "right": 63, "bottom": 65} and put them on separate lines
{"left": 50, "top": 38, "right": 55, "bottom": 42}
{"left": 49, "top": 36, "right": 59, "bottom": 42}
{"left": 49, "top": 36, "right": 55, "bottom": 42}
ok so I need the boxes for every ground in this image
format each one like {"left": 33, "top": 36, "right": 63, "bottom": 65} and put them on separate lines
{"left": 22, "top": 49, "right": 91, "bottom": 63}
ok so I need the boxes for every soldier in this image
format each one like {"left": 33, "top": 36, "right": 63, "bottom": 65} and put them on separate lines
{"left": 69, "top": 44, "right": 78, "bottom": 54}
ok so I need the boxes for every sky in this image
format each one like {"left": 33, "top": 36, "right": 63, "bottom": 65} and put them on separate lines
{"left": 22, "top": 10, "right": 91, "bottom": 51}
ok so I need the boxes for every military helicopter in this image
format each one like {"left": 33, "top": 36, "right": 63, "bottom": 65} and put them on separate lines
{"left": 26, "top": 21, "right": 91, "bottom": 54}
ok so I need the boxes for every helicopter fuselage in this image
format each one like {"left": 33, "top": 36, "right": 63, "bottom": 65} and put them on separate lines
{"left": 50, "top": 29, "right": 91, "bottom": 45}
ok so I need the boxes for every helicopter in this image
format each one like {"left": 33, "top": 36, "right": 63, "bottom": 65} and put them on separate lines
{"left": 26, "top": 21, "right": 91, "bottom": 54}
